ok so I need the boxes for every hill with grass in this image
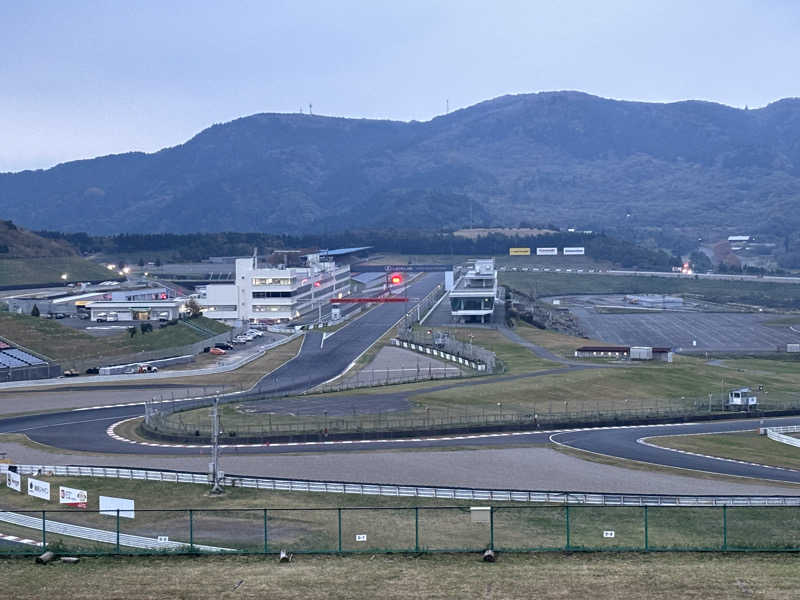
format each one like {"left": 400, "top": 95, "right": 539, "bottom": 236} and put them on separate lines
{"left": 2, "top": 92, "right": 800, "bottom": 238}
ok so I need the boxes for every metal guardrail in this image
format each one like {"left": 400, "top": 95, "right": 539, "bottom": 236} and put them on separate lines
{"left": 7, "top": 464, "right": 800, "bottom": 507}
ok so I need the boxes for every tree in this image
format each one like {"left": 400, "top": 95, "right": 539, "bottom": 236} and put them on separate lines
{"left": 31, "top": 304, "right": 40, "bottom": 317}
{"left": 155, "top": 257, "right": 162, "bottom": 267}
{"left": 137, "top": 257, "right": 145, "bottom": 267}
{"left": 185, "top": 298, "right": 203, "bottom": 318}
{"left": 128, "top": 326, "right": 137, "bottom": 338}
{"left": 140, "top": 322, "right": 153, "bottom": 334}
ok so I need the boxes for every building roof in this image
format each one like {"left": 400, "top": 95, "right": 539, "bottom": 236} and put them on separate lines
{"left": 318, "top": 246, "right": 372, "bottom": 257}
{"left": 86, "top": 300, "right": 184, "bottom": 308}
{"left": 576, "top": 346, "right": 671, "bottom": 353}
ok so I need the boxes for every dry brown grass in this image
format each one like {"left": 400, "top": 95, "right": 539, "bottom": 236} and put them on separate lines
{"left": 2, "top": 552, "right": 799, "bottom": 600}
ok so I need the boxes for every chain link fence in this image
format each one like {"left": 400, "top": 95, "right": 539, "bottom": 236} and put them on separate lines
{"left": 3, "top": 503, "right": 800, "bottom": 556}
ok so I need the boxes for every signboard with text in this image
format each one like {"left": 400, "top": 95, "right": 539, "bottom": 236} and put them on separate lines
{"left": 6, "top": 470, "right": 21, "bottom": 492}
{"left": 563, "top": 247, "right": 586, "bottom": 256}
{"left": 59, "top": 486, "right": 88, "bottom": 508}
{"left": 27, "top": 478, "right": 50, "bottom": 501}
{"left": 508, "top": 247, "right": 531, "bottom": 256}
{"left": 536, "top": 247, "right": 558, "bottom": 256}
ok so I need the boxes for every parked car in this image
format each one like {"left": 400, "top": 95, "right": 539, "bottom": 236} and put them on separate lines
{"left": 210, "top": 347, "right": 226, "bottom": 355}
{"left": 215, "top": 343, "right": 233, "bottom": 350}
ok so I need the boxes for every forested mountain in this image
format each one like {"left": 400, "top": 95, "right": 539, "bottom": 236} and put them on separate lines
{"left": 2, "top": 91, "right": 799, "bottom": 236}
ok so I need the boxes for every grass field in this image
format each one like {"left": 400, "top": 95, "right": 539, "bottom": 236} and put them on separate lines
{"left": 649, "top": 431, "right": 800, "bottom": 470}
{"left": 0, "top": 257, "right": 116, "bottom": 286}
{"left": 2, "top": 552, "right": 799, "bottom": 600}
{"left": 501, "top": 271, "right": 800, "bottom": 309}
{"left": 0, "top": 312, "right": 230, "bottom": 363}
{"left": 4, "top": 476, "right": 800, "bottom": 557}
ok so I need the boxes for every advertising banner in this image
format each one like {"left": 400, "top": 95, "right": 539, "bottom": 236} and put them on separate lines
{"left": 563, "top": 247, "right": 586, "bottom": 256}
{"left": 6, "top": 470, "right": 21, "bottom": 492}
{"left": 27, "top": 478, "right": 50, "bottom": 501}
{"left": 59, "top": 486, "right": 88, "bottom": 508}
{"left": 100, "top": 495, "right": 135, "bottom": 519}
{"left": 508, "top": 247, "right": 531, "bottom": 256}
{"left": 536, "top": 247, "right": 558, "bottom": 256}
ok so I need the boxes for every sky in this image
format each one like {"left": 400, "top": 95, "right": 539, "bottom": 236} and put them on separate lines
{"left": 1, "top": 0, "right": 799, "bottom": 172}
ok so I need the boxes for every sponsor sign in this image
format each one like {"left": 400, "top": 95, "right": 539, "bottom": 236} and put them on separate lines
{"left": 6, "top": 470, "right": 21, "bottom": 492}
{"left": 508, "top": 247, "right": 531, "bottom": 256}
{"left": 603, "top": 530, "right": 615, "bottom": 538}
{"left": 27, "top": 477, "right": 50, "bottom": 501}
{"left": 355, "top": 534, "right": 367, "bottom": 542}
{"left": 99, "top": 495, "right": 135, "bottom": 519}
{"left": 59, "top": 486, "right": 88, "bottom": 508}
{"left": 563, "top": 247, "right": 585, "bottom": 256}
{"left": 350, "top": 264, "right": 453, "bottom": 273}
{"left": 536, "top": 247, "right": 558, "bottom": 256}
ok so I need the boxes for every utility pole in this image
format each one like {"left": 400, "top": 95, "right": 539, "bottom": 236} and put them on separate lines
{"left": 210, "top": 393, "right": 224, "bottom": 494}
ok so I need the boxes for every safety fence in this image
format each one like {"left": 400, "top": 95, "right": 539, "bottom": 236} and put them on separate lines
{"left": 5, "top": 499, "right": 800, "bottom": 555}
{"left": 762, "top": 425, "right": 800, "bottom": 449}
{"left": 142, "top": 392, "right": 800, "bottom": 444}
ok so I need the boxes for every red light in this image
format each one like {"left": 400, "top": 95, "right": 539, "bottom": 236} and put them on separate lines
{"left": 314, "top": 281, "right": 321, "bottom": 287}
{"left": 159, "top": 292, "right": 167, "bottom": 299}
{"left": 390, "top": 274, "right": 402, "bottom": 285}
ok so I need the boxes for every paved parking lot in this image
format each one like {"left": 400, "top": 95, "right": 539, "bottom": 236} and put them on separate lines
{"left": 571, "top": 309, "right": 800, "bottom": 352}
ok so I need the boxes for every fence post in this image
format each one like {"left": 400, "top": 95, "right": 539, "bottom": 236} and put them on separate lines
{"left": 264, "top": 508, "right": 269, "bottom": 554}
{"left": 722, "top": 505, "right": 728, "bottom": 550}
{"left": 189, "top": 509, "right": 194, "bottom": 552}
{"left": 415, "top": 507, "right": 420, "bottom": 552}
{"left": 116, "top": 509, "right": 120, "bottom": 553}
{"left": 337, "top": 508, "right": 342, "bottom": 553}
{"left": 643, "top": 506, "right": 648, "bottom": 551}
{"left": 489, "top": 507, "right": 495, "bottom": 551}
{"left": 564, "top": 505, "right": 570, "bottom": 550}
{"left": 41, "top": 511, "right": 46, "bottom": 548}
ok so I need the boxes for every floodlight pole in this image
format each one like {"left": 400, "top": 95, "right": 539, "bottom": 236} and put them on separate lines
{"left": 210, "top": 393, "right": 224, "bottom": 494}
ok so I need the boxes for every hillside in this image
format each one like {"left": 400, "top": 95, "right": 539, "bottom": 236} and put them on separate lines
{"left": 0, "top": 219, "right": 76, "bottom": 257}
{"left": 2, "top": 91, "right": 800, "bottom": 236}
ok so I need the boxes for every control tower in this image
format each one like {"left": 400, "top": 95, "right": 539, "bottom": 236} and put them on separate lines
{"left": 449, "top": 259, "right": 497, "bottom": 323}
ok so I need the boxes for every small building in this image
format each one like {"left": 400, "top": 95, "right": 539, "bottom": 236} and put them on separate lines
{"left": 727, "top": 387, "right": 758, "bottom": 411}
{"left": 86, "top": 299, "right": 186, "bottom": 322}
{"left": 449, "top": 259, "right": 497, "bottom": 324}
{"left": 574, "top": 346, "right": 630, "bottom": 359}
{"left": 575, "top": 345, "right": 673, "bottom": 362}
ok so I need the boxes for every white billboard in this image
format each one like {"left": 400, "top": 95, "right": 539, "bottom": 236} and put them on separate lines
{"left": 536, "top": 247, "right": 558, "bottom": 256}
{"left": 6, "top": 470, "right": 21, "bottom": 492}
{"left": 100, "top": 495, "right": 135, "bottom": 519}
{"left": 27, "top": 478, "right": 50, "bottom": 501}
{"left": 59, "top": 486, "right": 88, "bottom": 508}
{"left": 563, "top": 247, "right": 585, "bottom": 256}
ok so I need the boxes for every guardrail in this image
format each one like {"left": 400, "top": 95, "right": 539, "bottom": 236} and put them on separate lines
{"left": 7, "top": 464, "right": 800, "bottom": 507}
{"left": 762, "top": 425, "right": 800, "bottom": 449}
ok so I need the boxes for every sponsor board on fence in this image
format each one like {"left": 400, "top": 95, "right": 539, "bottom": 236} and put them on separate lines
{"left": 536, "top": 247, "right": 558, "bottom": 256}
{"left": 27, "top": 477, "right": 50, "bottom": 500}
{"left": 508, "top": 247, "right": 531, "bottom": 256}
{"left": 99, "top": 495, "right": 135, "bottom": 519}
{"left": 6, "top": 470, "right": 21, "bottom": 492}
{"left": 59, "top": 486, "right": 88, "bottom": 508}
{"left": 563, "top": 247, "right": 585, "bottom": 256}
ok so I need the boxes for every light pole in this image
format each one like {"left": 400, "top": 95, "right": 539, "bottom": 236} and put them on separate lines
{"left": 210, "top": 392, "right": 224, "bottom": 494}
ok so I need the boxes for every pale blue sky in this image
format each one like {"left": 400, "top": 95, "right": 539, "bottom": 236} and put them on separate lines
{"left": 1, "top": 0, "right": 798, "bottom": 172}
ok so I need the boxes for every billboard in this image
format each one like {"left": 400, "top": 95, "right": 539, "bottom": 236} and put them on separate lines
{"left": 100, "top": 495, "right": 135, "bottom": 519}
{"left": 536, "top": 247, "right": 558, "bottom": 256}
{"left": 563, "top": 247, "right": 586, "bottom": 256}
{"left": 508, "top": 247, "right": 531, "bottom": 256}
{"left": 6, "top": 470, "right": 21, "bottom": 492}
{"left": 27, "top": 478, "right": 50, "bottom": 501}
{"left": 59, "top": 486, "right": 88, "bottom": 508}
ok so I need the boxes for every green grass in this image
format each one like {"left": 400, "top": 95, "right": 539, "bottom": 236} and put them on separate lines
{"left": 649, "top": 431, "right": 800, "bottom": 470}
{"left": 0, "top": 311, "right": 229, "bottom": 364}
{"left": 0, "top": 257, "right": 117, "bottom": 286}
{"left": 501, "top": 271, "right": 800, "bottom": 309}
{"left": 3, "top": 476, "right": 800, "bottom": 557}
{"left": 3, "top": 553, "right": 800, "bottom": 600}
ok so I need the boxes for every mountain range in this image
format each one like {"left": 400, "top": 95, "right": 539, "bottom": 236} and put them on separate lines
{"left": 2, "top": 91, "right": 799, "bottom": 236}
